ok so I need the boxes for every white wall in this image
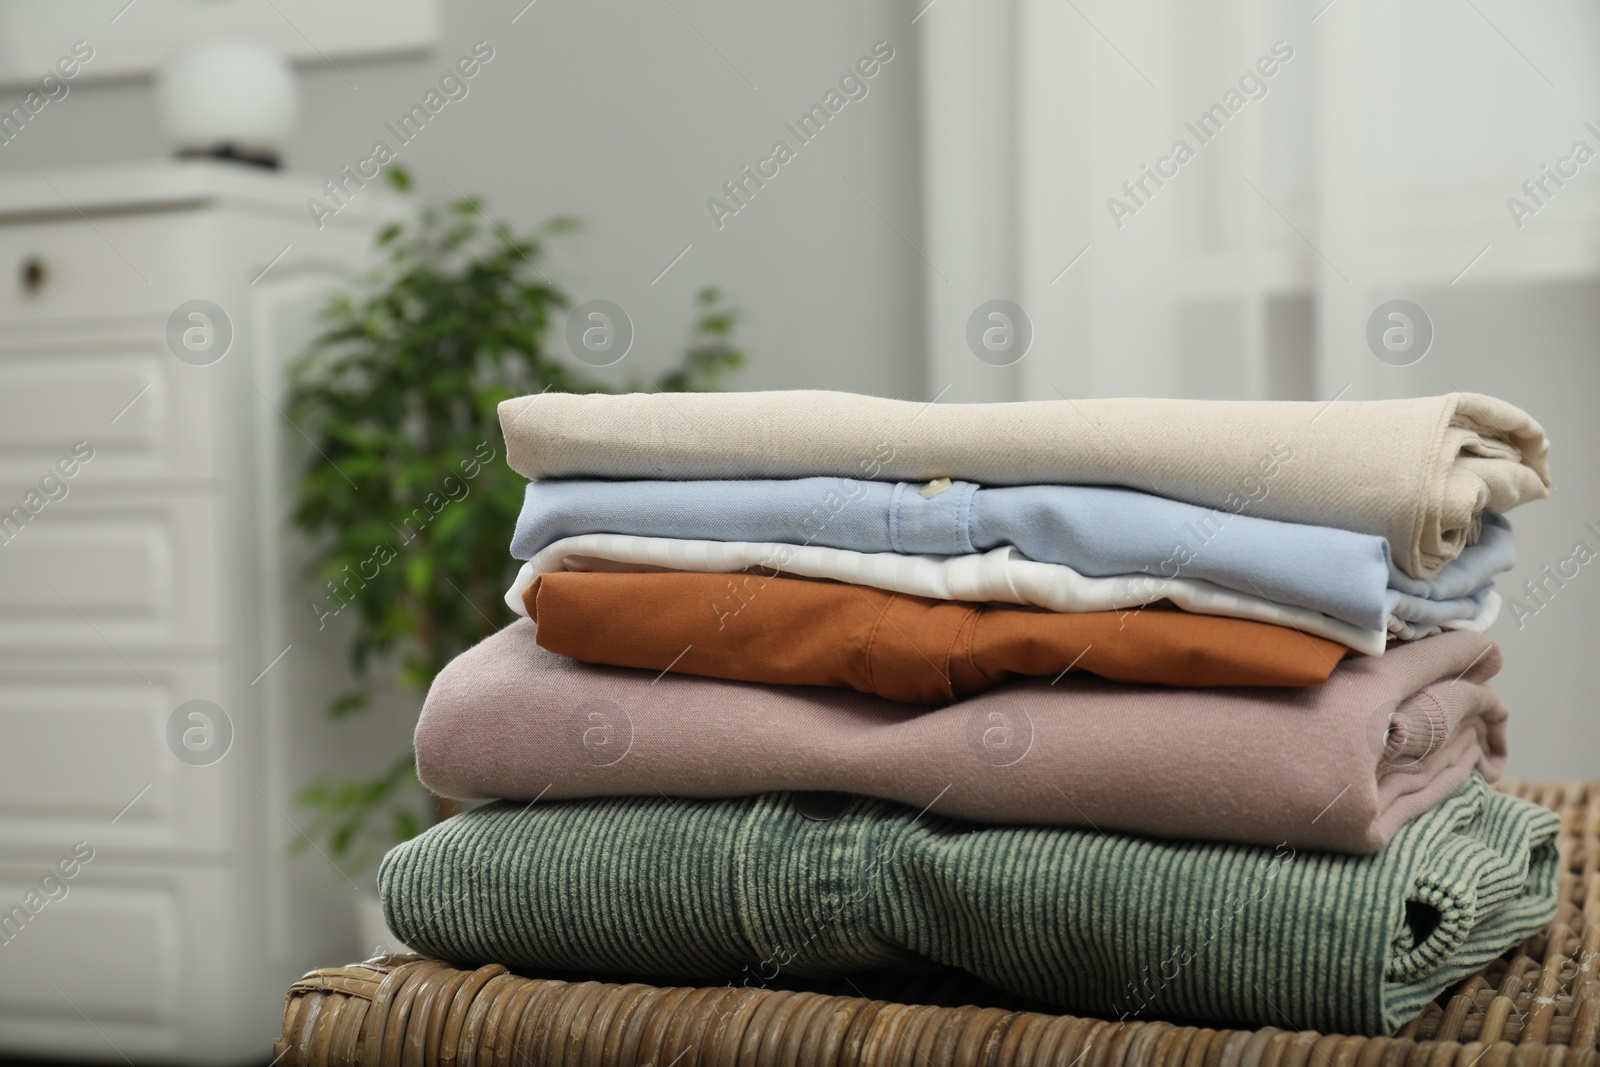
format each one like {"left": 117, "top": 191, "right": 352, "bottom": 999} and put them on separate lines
{"left": 0, "top": 0, "right": 927, "bottom": 398}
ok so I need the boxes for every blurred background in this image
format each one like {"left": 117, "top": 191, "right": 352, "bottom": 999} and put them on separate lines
{"left": 0, "top": 0, "right": 1594, "bottom": 1062}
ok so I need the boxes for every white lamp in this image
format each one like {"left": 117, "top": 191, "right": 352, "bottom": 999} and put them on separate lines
{"left": 156, "top": 39, "right": 297, "bottom": 168}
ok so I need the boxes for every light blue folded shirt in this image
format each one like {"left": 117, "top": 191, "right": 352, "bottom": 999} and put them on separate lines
{"left": 510, "top": 478, "right": 1514, "bottom": 633}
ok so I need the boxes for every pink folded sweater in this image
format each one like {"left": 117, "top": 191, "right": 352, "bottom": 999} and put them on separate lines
{"left": 414, "top": 621, "right": 1508, "bottom": 853}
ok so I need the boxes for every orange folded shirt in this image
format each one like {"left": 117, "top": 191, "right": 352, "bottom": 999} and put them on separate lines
{"left": 522, "top": 570, "right": 1349, "bottom": 704}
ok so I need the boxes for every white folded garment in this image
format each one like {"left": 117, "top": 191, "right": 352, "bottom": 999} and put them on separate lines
{"left": 503, "top": 534, "right": 1497, "bottom": 656}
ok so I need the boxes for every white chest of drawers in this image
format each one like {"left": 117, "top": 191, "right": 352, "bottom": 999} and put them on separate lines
{"left": 0, "top": 162, "right": 401, "bottom": 1064}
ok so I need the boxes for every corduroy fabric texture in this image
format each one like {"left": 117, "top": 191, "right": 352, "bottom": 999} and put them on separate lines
{"left": 379, "top": 772, "right": 1560, "bottom": 1036}
{"left": 495, "top": 390, "right": 1551, "bottom": 578}
{"left": 522, "top": 570, "right": 1350, "bottom": 700}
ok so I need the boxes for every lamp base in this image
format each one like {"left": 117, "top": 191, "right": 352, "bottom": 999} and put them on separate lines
{"left": 175, "top": 143, "right": 281, "bottom": 170}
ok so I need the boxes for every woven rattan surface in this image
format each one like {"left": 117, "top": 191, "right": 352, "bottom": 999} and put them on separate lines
{"left": 276, "top": 780, "right": 1600, "bottom": 1067}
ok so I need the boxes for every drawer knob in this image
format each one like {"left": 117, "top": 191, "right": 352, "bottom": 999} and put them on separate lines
{"left": 20, "top": 256, "right": 45, "bottom": 293}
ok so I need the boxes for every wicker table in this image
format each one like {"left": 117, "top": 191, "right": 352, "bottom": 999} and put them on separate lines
{"left": 275, "top": 781, "right": 1600, "bottom": 1067}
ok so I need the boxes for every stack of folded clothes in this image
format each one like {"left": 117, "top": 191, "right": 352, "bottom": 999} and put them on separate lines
{"left": 380, "top": 389, "right": 1562, "bottom": 1035}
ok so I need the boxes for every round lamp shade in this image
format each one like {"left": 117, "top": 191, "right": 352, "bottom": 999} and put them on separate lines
{"left": 156, "top": 39, "right": 297, "bottom": 166}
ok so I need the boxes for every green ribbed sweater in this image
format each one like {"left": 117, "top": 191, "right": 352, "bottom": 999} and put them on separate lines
{"left": 379, "top": 773, "right": 1559, "bottom": 1034}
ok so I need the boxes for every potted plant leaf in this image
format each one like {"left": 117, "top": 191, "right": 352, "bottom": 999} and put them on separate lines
{"left": 284, "top": 167, "right": 745, "bottom": 928}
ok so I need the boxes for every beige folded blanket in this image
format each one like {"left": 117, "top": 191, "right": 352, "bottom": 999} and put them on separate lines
{"left": 497, "top": 390, "right": 1550, "bottom": 578}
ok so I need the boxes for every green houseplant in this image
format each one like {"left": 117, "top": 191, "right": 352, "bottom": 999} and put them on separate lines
{"left": 286, "top": 167, "right": 744, "bottom": 867}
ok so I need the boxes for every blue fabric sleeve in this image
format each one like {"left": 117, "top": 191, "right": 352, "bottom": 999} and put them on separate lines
{"left": 965, "top": 483, "right": 1394, "bottom": 629}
